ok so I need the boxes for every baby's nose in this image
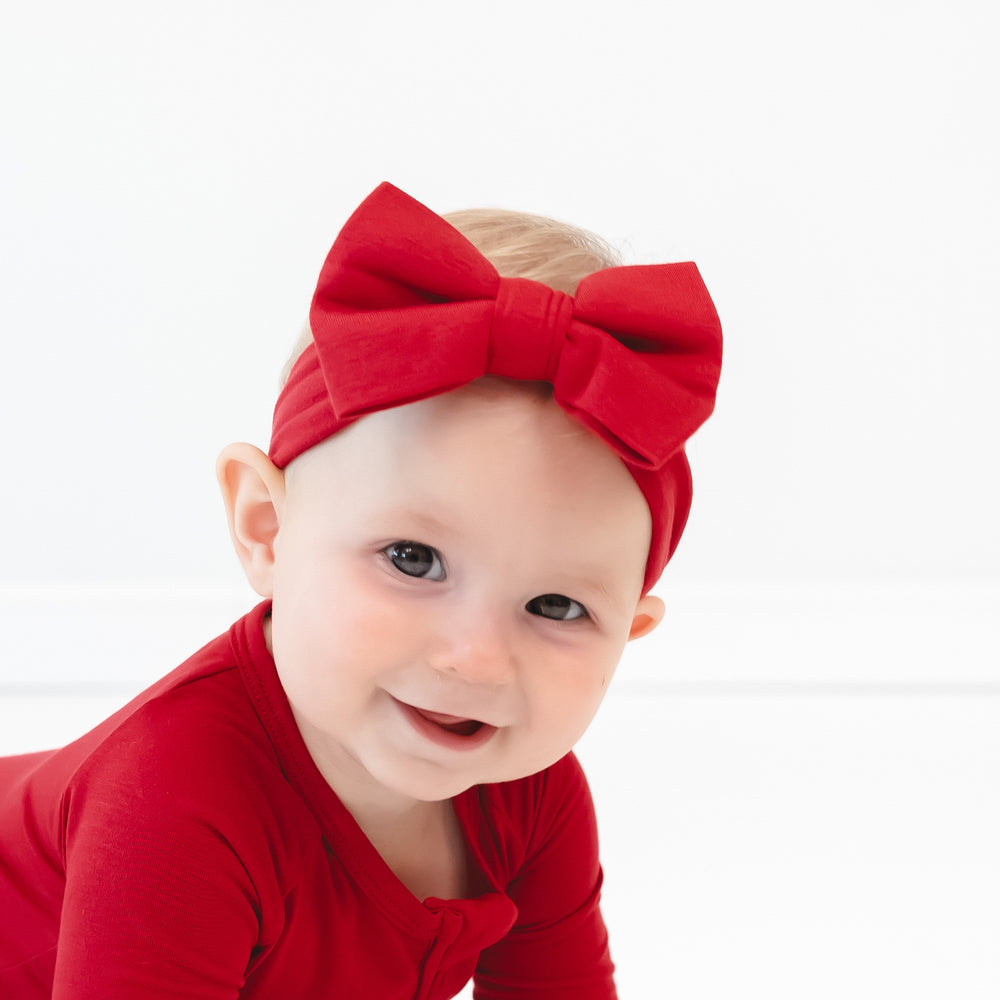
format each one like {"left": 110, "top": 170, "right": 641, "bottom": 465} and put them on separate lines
{"left": 430, "top": 609, "right": 516, "bottom": 686}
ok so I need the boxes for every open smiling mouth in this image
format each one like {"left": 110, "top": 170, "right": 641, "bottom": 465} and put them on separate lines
{"left": 412, "top": 707, "right": 484, "bottom": 737}
{"left": 393, "top": 698, "right": 496, "bottom": 749}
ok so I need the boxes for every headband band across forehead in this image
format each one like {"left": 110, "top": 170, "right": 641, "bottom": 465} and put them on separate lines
{"left": 269, "top": 182, "right": 722, "bottom": 591}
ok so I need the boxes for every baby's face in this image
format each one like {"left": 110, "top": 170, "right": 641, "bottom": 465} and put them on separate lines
{"left": 268, "top": 382, "right": 659, "bottom": 806}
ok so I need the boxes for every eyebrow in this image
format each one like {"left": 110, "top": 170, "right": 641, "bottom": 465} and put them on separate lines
{"left": 377, "top": 508, "right": 456, "bottom": 538}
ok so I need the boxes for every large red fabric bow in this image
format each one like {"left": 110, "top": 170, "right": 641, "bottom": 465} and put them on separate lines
{"left": 269, "top": 182, "right": 722, "bottom": 588}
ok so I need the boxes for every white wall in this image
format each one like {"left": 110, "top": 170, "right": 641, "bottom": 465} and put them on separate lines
{"left": 1, "top": 2, "right": 998, "bottom": 996}
{"left": 1, "top": 0, "right": 996, "bottom": 590}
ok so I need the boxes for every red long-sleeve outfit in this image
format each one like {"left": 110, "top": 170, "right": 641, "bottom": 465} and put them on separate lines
{"left": 1, "top": 602, "right": 617, "bottom": 998}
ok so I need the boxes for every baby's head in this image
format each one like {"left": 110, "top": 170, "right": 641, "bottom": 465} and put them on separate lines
{"left": 217, "top": 183, "right": 721, "bottom": 801}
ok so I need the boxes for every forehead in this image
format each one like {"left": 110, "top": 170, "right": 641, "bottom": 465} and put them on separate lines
{"left": 296, "top": 383, "right": 633, "bottom": 494}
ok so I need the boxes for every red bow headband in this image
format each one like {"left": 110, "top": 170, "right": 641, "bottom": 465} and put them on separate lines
{"left": 270, "top": 182, "right": 722, "bottom": 591}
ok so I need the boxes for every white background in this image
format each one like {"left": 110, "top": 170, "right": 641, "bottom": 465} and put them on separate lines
{"left": 1, "top": 2, "right": 998, "bottom": 997}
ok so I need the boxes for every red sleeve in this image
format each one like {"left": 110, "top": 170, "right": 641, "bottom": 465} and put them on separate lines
{"left": 52, "top": 701, "right": 285, "bottom": 1000}
{"left": 472, "top": 754, "right": 618, "bottom": 999}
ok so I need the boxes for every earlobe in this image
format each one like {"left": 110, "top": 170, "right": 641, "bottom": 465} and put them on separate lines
{"left": 216, "top": 443, "right": 286, "bottom": 598}
{"left": 628, "top": 594, "right": 665, "bottom": 641}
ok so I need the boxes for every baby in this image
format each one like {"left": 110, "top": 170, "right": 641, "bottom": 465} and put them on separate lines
{"left": 0, "top": 183, "right": 722, "bottom": 998}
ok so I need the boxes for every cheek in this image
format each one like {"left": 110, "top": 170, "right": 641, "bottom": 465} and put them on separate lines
{"left": 505, "top": 648, "right": 617, "bottom": 779}
{"left": 528, "top": 644, "right": 619, "bottom": 721}
{"left": 274, "top": 560, "right": 429, "bottom": 678}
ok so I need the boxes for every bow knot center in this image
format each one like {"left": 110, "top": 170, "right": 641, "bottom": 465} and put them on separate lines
{"left": 487, "top": 277, "right": 573, "bottom": 383}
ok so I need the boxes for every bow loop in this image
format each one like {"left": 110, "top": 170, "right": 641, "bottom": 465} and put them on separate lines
{"left": 488, "top": 277, "right": 573, "bottom": 383}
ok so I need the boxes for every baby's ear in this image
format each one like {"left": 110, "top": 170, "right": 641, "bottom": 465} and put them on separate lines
{"left": 216, "top": 443, "right": 286, "bottom": 598}
{"left": 628, "top": 594, "right": 665, "bottom": 641}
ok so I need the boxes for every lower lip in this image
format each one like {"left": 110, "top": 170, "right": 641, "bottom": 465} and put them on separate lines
{"left": 392, "top": 698, "right": 498, "bottom": 752}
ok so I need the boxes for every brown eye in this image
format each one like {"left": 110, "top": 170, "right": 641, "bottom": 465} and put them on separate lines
{"left": 526, "top": 594, "right": 588, "bottom": 621}
{"left": 383, "top": 541, "right": 446, "bottom": 581}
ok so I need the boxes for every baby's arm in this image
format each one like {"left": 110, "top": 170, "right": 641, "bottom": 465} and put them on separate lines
{"left": 472, "top": 754, "right": 618, "bottom": 1000}
{"left": 52, "top": 715, "right": 273, "bottom": 998}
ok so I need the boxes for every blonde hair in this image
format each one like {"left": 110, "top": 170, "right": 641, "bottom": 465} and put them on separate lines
{"left": 279, "top": 206, "right": 622, "bottom": 384}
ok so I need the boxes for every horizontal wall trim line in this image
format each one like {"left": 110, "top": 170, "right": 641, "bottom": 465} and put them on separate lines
{"left": 4, "top": 681, "right": 1000, "bottom": 699}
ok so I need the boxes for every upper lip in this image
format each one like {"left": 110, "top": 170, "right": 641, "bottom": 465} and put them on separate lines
{"left": 414, "top": 707, "right": 478, "bottom": 724}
